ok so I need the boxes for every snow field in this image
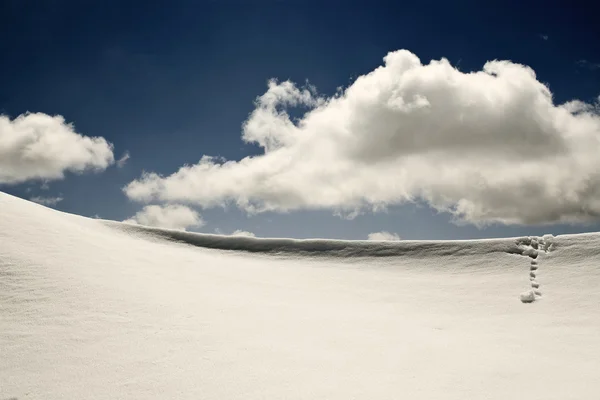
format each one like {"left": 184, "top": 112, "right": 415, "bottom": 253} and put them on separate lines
{"left": 1, "top": 192, "right": 599, "bottom": 399}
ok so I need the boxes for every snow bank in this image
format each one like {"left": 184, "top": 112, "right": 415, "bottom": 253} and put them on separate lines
{"left": 114, "top": 219, "right": 535, "bottom": 259}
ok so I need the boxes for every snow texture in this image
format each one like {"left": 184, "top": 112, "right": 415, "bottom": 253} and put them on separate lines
{"left": 1, "top": 191, "right": 600, "bottom": 399}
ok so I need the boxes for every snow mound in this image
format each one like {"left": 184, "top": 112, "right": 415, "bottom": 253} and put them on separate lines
{"left": 2, "top": 191, "right": 600, "bottom": 400}
{"left": 520, "top": 290, "right": 536, "bottom": 303}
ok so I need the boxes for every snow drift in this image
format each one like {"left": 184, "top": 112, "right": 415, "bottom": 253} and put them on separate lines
{"left": 113, "top": 219, "right": 548, "bottom": 259}
{"left": 1, "top": 191, "right": 599, "bottom": 399}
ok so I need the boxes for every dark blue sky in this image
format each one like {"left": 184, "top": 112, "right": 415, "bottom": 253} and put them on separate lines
{"left": 2, "top": 0, "right": 599, "bottom": 239}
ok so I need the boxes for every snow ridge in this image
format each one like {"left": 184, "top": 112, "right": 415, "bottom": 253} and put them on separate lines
{"left": 110, "top": 220, "right": 529, "bottom": 260}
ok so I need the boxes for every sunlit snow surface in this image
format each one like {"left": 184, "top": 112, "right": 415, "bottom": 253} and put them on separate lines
{"left": 1, "top": 191, "right": 599, "bottom": 399}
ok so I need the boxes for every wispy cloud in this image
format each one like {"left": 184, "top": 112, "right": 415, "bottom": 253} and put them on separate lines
{"left": 30, "top": 196, "right": 64, "bottom": 206}
{"left": 117, "top": 151, "right": 131, "bottom": 168}
{"left": 577, "top": 59, "right": 600, "bottom": 71}
{"left": 538, "top": 34, "right": 549, "bottom": 41}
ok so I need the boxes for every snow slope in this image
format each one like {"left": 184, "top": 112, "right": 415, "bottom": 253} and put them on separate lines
{"left": 1, "top": 191, "right": 599, "bottom": 399}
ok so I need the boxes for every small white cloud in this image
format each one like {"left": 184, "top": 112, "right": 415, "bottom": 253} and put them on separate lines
{"left": 124, "top": 49, "right": 600, "bottom": 226}
{"left": 0, "top": 112, "right": 115, "bottom": 184}
{"left": 214, "top": 228, "right": 256, "bottom": 237}
{"left": 117, "top": 151, "right": 130, "bottom": 168}
{"left": 30, "top": 196, "right": 63, "bottom": 206}
{"left": 124, "top": 204, "right": 203, "bottom": 231}
{"left": 231, "top": 230, "right": 256, "bottom": 237}
{"left": 539, "top": 34, "right": 549, "bottom": 41}
{"left": 367, "top": 231, "right": 401, "bottom": 241}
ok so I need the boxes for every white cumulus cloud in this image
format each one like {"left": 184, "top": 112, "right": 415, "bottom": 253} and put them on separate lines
{"left": 367, "top": 231, "right": 401, "bottom": 241}
{"left": 214, "top": 229, "right": 257, "bottom": 237}
{"left": 124, "top": 204, "right": 203, "bottom": 231}
{"left": 0, "top": 112, "right": 115, "bottom": 184}
{"left": 231, "top": 230, "right": 256, "bottom": 237}
{"left": 124, "top": 49, "right": 600, "bottom": 226}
